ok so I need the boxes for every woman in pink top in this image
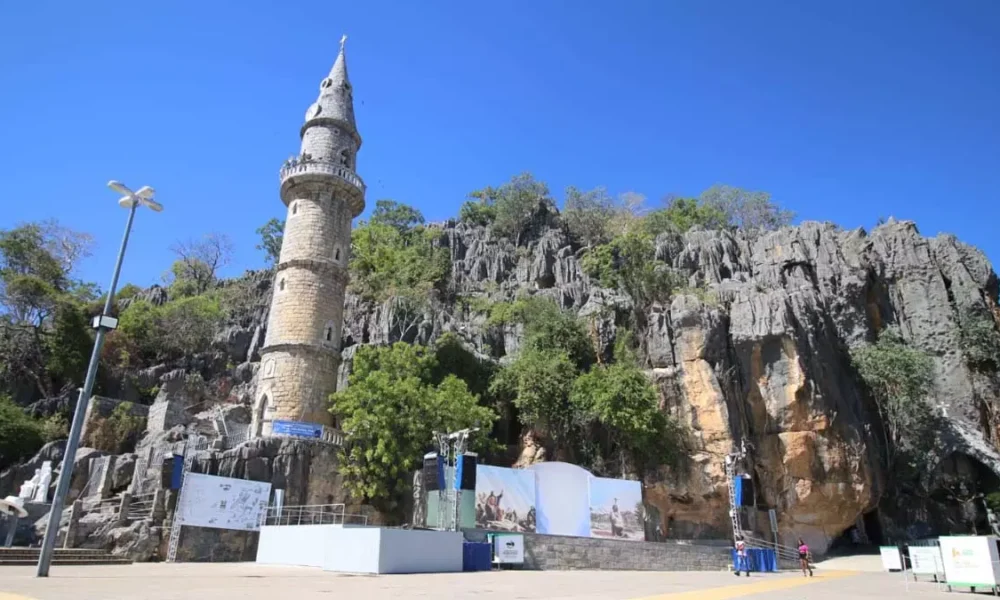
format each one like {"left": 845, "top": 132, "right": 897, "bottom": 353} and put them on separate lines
{"left": 797, "top": 538, "right": 814, "bottom": 577}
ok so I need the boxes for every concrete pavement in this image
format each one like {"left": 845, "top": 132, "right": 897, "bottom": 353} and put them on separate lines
{"left": 0, "top": 562, "right": 948, "bottom": 600}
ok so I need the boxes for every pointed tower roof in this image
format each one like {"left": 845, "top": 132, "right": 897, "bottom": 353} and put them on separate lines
{"left": 303, "top": 35, "right": 360, "bottom": 146}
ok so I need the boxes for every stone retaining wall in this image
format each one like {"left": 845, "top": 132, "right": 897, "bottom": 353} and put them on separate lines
{"left": 522, "top": 532, "right": 732, "bottom": 571}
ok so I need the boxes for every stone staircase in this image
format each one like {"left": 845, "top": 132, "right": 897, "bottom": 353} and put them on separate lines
{"left": 0, "top": 547, "right": 132, "bottom": 566}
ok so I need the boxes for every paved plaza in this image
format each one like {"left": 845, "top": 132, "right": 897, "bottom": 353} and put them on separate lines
{"left": 0, "top": 561, "right": 960, "bottom": 600}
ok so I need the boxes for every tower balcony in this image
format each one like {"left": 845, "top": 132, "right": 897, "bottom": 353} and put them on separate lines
{"left": 279, "top": 157, "right": 366, "bottom": 213}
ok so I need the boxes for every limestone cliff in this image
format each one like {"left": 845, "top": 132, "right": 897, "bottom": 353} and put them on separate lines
{"left": 6, "top": 214, "right": 999, "bottom": 557}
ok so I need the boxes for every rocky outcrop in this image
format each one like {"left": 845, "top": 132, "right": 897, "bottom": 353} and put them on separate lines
{"left": 9, "top": 212, "right": 997, "bottom": 558}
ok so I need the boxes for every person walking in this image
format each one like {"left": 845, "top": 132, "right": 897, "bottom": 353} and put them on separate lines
{"left": 797, "top": 538, "right": 814, "bottom": 577}
{"left": 734, "top": 536, "right": 750, "bottom": 577}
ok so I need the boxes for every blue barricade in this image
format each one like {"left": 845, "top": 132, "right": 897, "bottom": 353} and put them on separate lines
{"left": 731, "top": 548, "right": 778, "bottom": 572}
{"left": 463, "top": 541, "right": 491, "bottom": 572}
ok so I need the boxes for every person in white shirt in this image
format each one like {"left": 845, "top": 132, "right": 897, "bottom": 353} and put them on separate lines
{"left": 734, "top": 536, "right": 750, "bottom": 577}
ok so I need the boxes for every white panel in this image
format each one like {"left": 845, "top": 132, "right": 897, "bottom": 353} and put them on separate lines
{"left": 256, "top": 525, "right": 330, "bottom": 567}
{"left": 377, "top": 529, "right": 463, "bottom": 574}
{"left": 940, "top": 536, "right": 1000, "bottom": 587}
{"left": 528, "top": 462, "right": 591, "bottom": 537}
{"left": 176, "top": 473, "right": 271, "bottom": 531}
{"left": 322, "top": 528, "right": 383, "bottom": 574}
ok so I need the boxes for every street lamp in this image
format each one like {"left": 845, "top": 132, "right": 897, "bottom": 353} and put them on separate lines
{"left": 36, "top": 181, "right": 162, "bottom": 577}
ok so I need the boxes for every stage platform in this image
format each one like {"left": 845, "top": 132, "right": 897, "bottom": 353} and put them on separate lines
{"left": 256, "top": 525, "right": 464, "bottom": 574}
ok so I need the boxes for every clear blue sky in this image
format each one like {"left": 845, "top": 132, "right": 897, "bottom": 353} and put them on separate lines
{"left": 2, "top": 1, "right": 998, "bottom": 289}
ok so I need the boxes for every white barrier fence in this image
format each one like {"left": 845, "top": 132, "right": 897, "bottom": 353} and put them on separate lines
{"left": 262, "top": 504, "right": 369, "bottom": 527}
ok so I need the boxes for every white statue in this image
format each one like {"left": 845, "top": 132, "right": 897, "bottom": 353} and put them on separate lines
{"left": 18, "top": 469, "right": 40, "bottom": 501}
{"left": 33, "top": 462, "right": 52, "bottom": 503}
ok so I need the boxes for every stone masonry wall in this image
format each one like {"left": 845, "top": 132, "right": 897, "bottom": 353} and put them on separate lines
{"left": 521, "top": 532, "right": 733, "bottom": 571}
{"left": 256, "top": 347, "right": 339, "bottom": 431}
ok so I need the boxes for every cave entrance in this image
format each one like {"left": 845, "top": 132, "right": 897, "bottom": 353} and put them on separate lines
{"left": 863, "top": 510, "right": 884, "bottom": 546}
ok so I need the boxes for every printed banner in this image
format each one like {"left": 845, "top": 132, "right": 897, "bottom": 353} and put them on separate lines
{"left": 474, "top": 465, "right": 536, "bottom": 532}
{"left": 588, "top": 476, "right": 644, "bottom": 541}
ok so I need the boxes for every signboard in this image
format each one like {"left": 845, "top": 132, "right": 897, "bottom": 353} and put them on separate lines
{"left": 909, "top": 546, "right": 944, "bottom": 576}
{"left": 272, "top": 420, "right": 323, "bottom": 439}
{"left": 768, "top": 509, "right": 778, "bottom": 534}
{"left": 879, "top": 546, "right": 903, "bottom": 571}
{"left": 940, "top": 536, "right": 1000, "bottom": 588}
{"left": 493, "top": 533, "right": 524, "bottom": 564}
{"left": 176, "top": 473, "right": 271, "bottom": 531}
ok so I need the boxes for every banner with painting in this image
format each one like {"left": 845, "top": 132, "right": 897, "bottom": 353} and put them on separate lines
{"left": 473, "top": 462, "right": 645, "bottom": 541}
{"left": 474, "top": 465, "right": 536, "bottom": 532}
{"left": 588, "top": 476, "right": 644, "bottom": 541}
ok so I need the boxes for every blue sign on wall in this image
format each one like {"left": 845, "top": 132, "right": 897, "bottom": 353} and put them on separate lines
{"left": 272, "top": 420, "right": 323, "bottom": 439}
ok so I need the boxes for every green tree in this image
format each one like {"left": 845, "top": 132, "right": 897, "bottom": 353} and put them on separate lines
{"left": 643, "top": 197, "right": 729, "bottom": 236}
{"left": 349, "top": 210, "right": 450, "bottom": 303}
{"left": 459, "top": 191, "right": 497, "bottom": 226}
{"left": 572, "top": 363, "right": 682, "bottom": 474}
{"left": 582, "top": 232, "right": 683, "bottom": 316}
{"left": 699, "top": 185, "right": 794, "bottom": 231}
{"left": 563, "top": 186, "right": 616, "bottom": 247}
{"left": 84, "top": 402, "right": 146, "bottom": 454}
{"left": 958, "top": 310, "right": 1000, "bottom": 372}
{"left": 0, "top": 395, "right": 43, "bottom": 471}
{"left": 490, "top": 173, "right": 553, "bottom": 245}
{"left": 490, "top": 348, "right": 578, "bottom": 447}
{"left": 487, "top": 296, "right": 594, "bottom": 370}
{"left": 256, "top": 218, "right": 285, "bottom": 266}
{"left": 0, "top": 222, "right": 94, "bottom": 398}
{"left": 43, "top": 301, "right": 92, "bottom": 390}
{"left": 330, "top": 343, "right": 495, "bottom": 514}
{"left": 113, "top": 294, "right": 222, "bottom": 364}
{"left": 369, "top": 200, "right": 426, "bottom": 233}
{"left": 851, "top": 329, "right": 936, "bottom": 470}
{"left": 165, "top": 232, "right": 233, "bottom": 296}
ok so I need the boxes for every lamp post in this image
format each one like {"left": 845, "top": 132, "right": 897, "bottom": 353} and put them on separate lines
{"left": 36, "top": 181, "right": 161, "bottom": 577}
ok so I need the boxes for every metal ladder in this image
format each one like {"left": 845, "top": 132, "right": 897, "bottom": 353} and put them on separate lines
{"left": 726, "top": 440, "right": 749, "bottom": 542}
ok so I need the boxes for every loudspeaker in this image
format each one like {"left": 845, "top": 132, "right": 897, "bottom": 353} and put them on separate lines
{"left": 458, "top": 453, "right": 477, "bottom": 490}
{"left": 739, "top": 476, "right": 755, "bottom": 507}
{"left": 422, "top": 453, "right": 444, "bottom": 491}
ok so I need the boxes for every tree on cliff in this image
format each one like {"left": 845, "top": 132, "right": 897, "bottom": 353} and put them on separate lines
{"left": 468, "top": 173, "right": 554, "bottom": 246}
{"left": 350, "top": 202, "right": 449, "bottom": 305}
{"left": 330, "top": 342, "right": 496, "bottom": 514}
{"left": 852, "top": 329, "right": 936, "bottom": 471}
{"left": 0, "top": 222, "right": 95, "bottom": 399}
{"left": 165, "top": 232, "right": 233, "bottom": 297}
{"left": 255, "top": 218, "right": 284, "bottom": 266}
{"left": 0, "top": 395, "right": 43, "bottom": 471}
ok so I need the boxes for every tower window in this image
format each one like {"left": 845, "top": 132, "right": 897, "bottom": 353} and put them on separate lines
{"left": 339, "top": 149, "right": 350, "bottom": 168}
{"left": 292, "top": 203, "right": 298, "bottom": 215}
{"left": 279, "top": 278, "right": 286, "bottom": 292}
{"left": 326, "top": 327, "right": 333, "bottom": 342}
{"left": 334, "top": 248, "right": 341, "bottom": 261}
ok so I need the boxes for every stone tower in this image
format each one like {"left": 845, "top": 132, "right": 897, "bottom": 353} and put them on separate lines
{"left": 252, "top": 36, "right": 365, "bottom": 439}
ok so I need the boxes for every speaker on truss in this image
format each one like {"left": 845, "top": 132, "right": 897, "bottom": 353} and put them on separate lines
{"left": 458, "top": 452, "right": 478, "bottom": 491}
{"left": 739, "top": 475, "right": 755, "bottom": 507}
{"left": 422, "top": 452, "right": 444, "bottom": 491}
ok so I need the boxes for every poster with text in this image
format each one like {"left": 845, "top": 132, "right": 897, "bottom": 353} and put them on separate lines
{"left": 589, "top": 476, "right": 644, "bottom": 541}
{"left": 474, "top": 465, "right": 536, "bottom": 532}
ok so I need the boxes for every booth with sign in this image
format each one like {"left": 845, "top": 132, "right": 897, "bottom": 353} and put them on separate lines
{"left": 940, "top": 536, "right": 1000, "bottom": 593}
{"left": 880, "top": 546, "right": 903, "bottom": 572}
{"left": 909, "top": 545, "right": 945, "bottom": 582}
{"left": 491, "top": 532, "right": 524, "bottom": 568}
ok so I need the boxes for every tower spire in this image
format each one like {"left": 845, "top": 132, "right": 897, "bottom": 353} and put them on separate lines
{"left": 303, "top": 33, "right": 358, "bottom": 140}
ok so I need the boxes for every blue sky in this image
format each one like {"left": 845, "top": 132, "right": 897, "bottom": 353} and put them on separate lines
{"left": 1, "top": 1, "right": 998, "bottom": 288}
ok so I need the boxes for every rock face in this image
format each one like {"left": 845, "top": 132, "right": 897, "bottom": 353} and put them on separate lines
{"left": 8, "top": 215, "right": 998, "bottom": 559}
{"left": 334, "top": 218, "right": 1000, "bottom": 551}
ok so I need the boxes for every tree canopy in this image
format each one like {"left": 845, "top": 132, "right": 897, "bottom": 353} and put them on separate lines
{"left": 330, "top": 343, "right": 495, "bottom": 514}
